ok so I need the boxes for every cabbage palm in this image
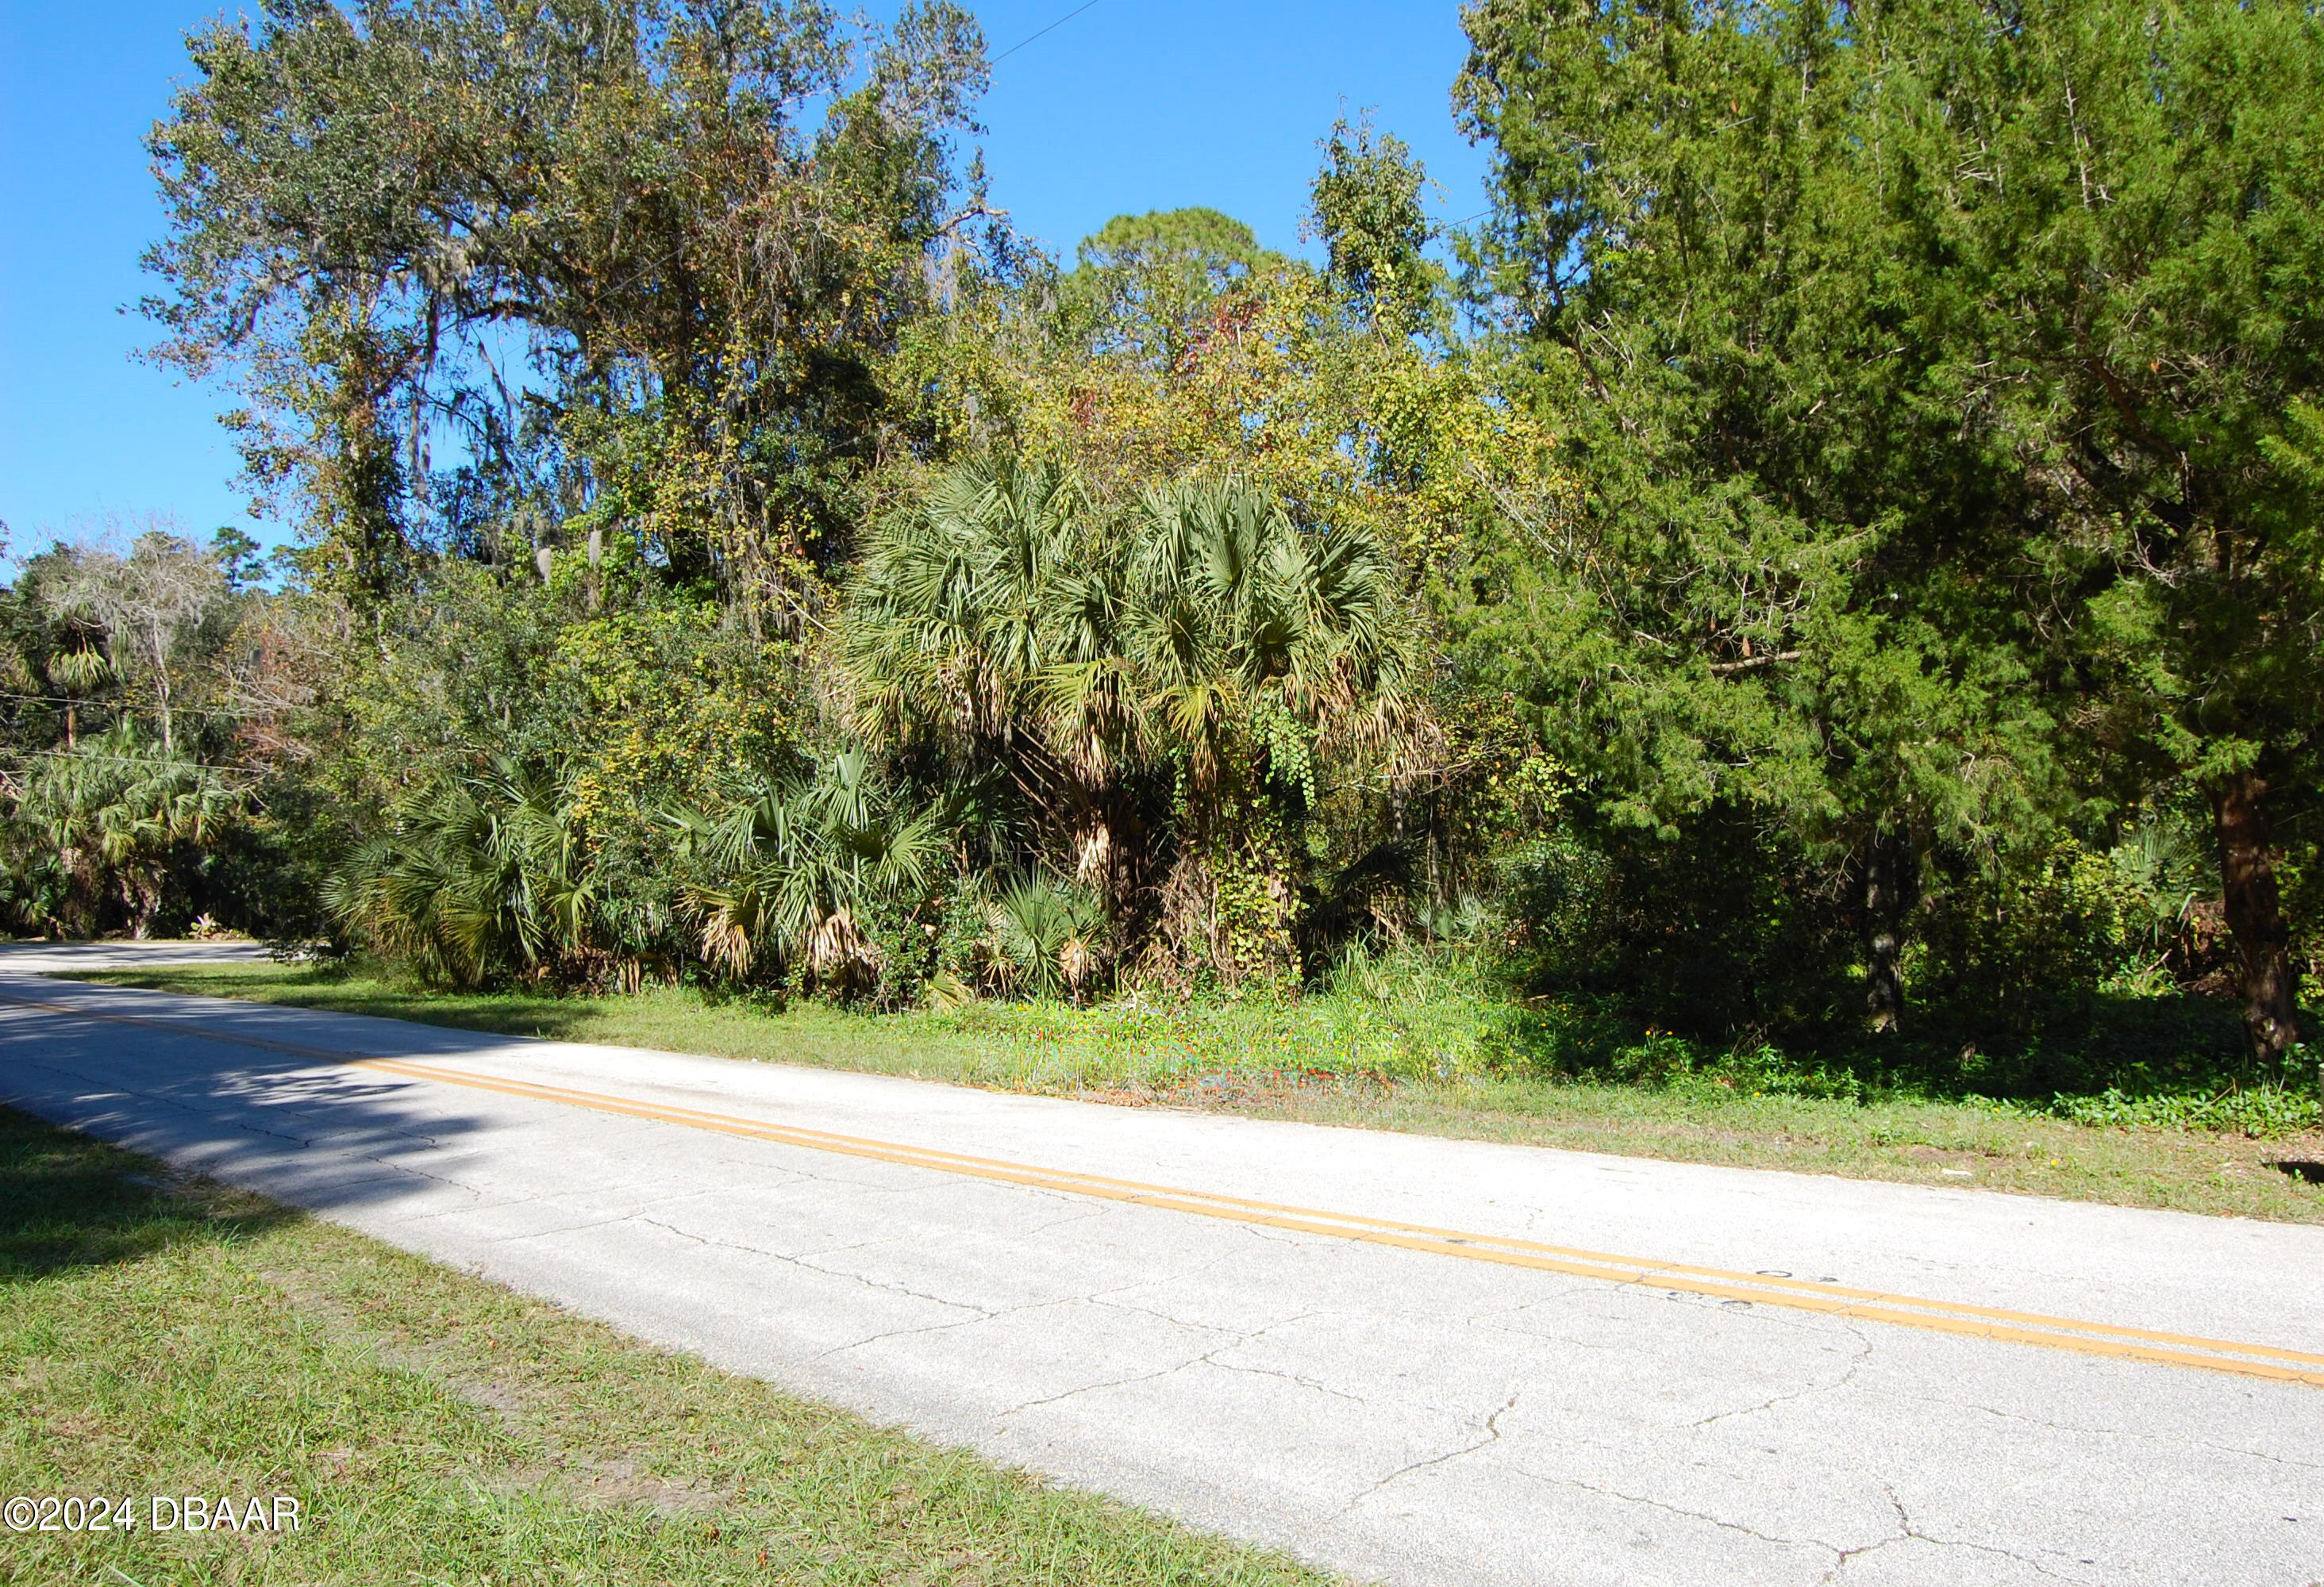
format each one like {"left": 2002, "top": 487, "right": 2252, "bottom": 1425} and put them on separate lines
{"left": 848, "top": 455, "right": 1117, "bottom": 751}
{"left": 848, "top": 458, "right": 1423, "bottom": 986}
{"left": 848, "top": 455, "right": 1137, "bottom": 893}
{"left": 325, "top": 756, "right": 625, "bottom": 988}
{"left": 669, "top": 747, "right": 945, "bottom": 997}
{"left": 8, "top": 724, "right": 232, "bottom": 937}
{"left": 1129, "top": 476, "right": 1413, "bottom": 785}
{"left": 1125, "top": 476, "right": 1418, "bottom": 984}
{"left": 983, "top": 873, "right": 1110, "bottom": 1001}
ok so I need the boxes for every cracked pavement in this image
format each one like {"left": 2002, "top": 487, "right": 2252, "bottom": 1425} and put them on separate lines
{"left": 3, "top": 943, "right": 2322, "bottom": 1586}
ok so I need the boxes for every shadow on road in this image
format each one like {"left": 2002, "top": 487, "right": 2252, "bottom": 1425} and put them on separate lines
{"left": 44, "top": 963, "right": 629, "bottom": 1048}
{"left": 0, "top": 997, "right": 502, "bottom": 1238}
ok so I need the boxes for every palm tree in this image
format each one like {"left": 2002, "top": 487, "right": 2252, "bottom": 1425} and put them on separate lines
{"left": 325, "top": 756, "right": 630, "bottom": 988}
{"left": 668, "top": 747, "right": 945, "bottom": 998}
{"left": 848, "top": 454, "right": 1141, "bottom": 901}
{"left": 848, "top": 458, "right": 1423, "bottom": 989}
{"left": 848, "top": 455, "right": 1107, "bottom": 744}
{"left": 983, "top": 872, "right": 1111, "bottom": 1001}
{"left": 8, "top": 724, "right": 233, "bottom": 937}
{"left": 1129, "top": 475, "right": 1411, "bottom": 776}
{"left": 1126, "top": 476, "right": 1417, "bottom": 986}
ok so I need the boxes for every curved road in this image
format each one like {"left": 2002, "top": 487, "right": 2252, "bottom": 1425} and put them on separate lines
{"left": 3, "top": 943, "right": 2321, "bottom": 1586}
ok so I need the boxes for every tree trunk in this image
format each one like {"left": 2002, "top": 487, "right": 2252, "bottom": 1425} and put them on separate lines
{"left": 2212, "top": 769, "right": 2301, "bottom": 1065}
{"left": 1861, "top": 825, "right": 1914, "bottom": 1035}
{"left": 125, "top": 874, "right": 157, "bottom": 940}
{"left": 154, "top": 646, "right": 174, "bottom": 751}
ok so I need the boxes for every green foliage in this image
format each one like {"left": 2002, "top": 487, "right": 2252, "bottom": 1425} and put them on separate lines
{"left": 1133, "top": 475, "right": 1414, "bottom": 778}
{"left": 2, "top": 725, "right": 235, "bottom": 939}
{"left": 325, "top": 756, "right": 658, "bottom": 989}
{"left": 887, "top": 203, "right": 1560, "bottom": 567}
{"left": 0, "top": 526, "right": 290, "bottom": 939}
{"left": 146, "top": 0, "right": 991, "bottom": 600}
{"left": 1452, "top": 0, "right": 2068, "bottom": 1028}
{"left": 981, "top": 874, "right": 1110, "bottom": 1001}
{"left": 846, "top": 455, "right": 1423, "bottom": 987}
{"left": 1068, "top": 208, "right": 1284, "bottom": 364}
{"left": 1, "top": 528, "right": 240, "bottom": 756}
{"left": 1914, "top": 829, "right": 2217, "bottom": 1021}
{"left": 1452, "top": 0, "right": 2324, "bottom": 1053}
{"left": 4, "top": 0, "right": 2311, "bottom": 1139}
{"left": 669, "top": 747, "right": 948, "bottom": 1004}
{"left": 2021, "top": 1080, "right": 2323, "bottom": 1140}
{"left": 1309, "top": 117, "right": 1443, "bottom": 338}
{"left": 535, "top": 601, "right": 801, "bottom": 823}
{"left": 1491, "top": 813, "right": 1852, "bottom": 1038}
{"left": 924, "top": 938, "right": 1514, "bottom": 1083}
{"left": 1078, "top": 208, "right": 1278, "bottom": 279}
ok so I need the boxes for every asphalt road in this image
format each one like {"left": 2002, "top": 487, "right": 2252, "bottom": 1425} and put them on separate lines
{"left": 5, "top": 943, "right": 2322, "bottom": 1587}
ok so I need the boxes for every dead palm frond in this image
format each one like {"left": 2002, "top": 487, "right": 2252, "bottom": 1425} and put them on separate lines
{"left": 668, "top": 747, "right": 945, "bottom": 993}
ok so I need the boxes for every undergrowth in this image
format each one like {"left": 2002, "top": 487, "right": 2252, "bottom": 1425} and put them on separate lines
{"left": 927, "top": 943, "right": 2322, "bottom": 1138}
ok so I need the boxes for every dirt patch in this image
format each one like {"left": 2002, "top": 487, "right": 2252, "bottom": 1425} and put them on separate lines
{"left": 1071, "top": 1068, "right": 1402, "bottom": 1112}
{"left": 560, "top": 1454, "right": 725, "bottom": 1515}
{"left": 256, "top": 1264, "right": 731, "bottom": 1516}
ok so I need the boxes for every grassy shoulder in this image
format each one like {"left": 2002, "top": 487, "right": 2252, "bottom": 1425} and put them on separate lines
{"left": 60, "top": 961, "right": 2324, "bottom": 1227}
{"left": 0, "top": 1105, "right": 1329, "bottom": 1587}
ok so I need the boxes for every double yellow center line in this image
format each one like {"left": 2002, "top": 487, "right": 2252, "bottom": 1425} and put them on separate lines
{"left": 17, "top": 985, "right": 2324, "bottom": 1391}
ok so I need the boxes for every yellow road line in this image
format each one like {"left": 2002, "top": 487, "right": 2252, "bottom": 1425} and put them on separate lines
{"left": 14, "top": 985, "right": 2324, "bottom": 1390}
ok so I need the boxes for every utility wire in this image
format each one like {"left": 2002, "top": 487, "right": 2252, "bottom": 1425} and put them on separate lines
{"left": 992, "top": 0, "right": 1106, "bottom": 64}
{"left": 0, "top": 747, "right": 279, "bottom": 775}
{"left": 0, "top": 690, "right": 278, "bottom": 721}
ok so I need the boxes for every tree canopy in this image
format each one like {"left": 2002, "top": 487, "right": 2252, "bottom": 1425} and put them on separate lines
{"left": 2, "top": 0, "right": 2316, "bottom": 1111}
{"left": 146, "top": 0, "right": 991, "bottom": 604}
{"left": 1453, "top": 0, "right": 2324, "bottom": 1055}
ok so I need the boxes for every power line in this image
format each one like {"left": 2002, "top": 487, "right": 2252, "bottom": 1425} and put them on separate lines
{"left": 0, "top": 690, "right": 277, "bottom": 722}
{"left": 992, "top": 0, "right": 1106, "bottom": 64}
{"left": 0, "top": 747, "right": 278, "bottom": 776}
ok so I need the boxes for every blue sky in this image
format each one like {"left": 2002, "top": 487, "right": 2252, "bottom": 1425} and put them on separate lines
{"left": 0, "top": 2, "right": 1489, "bottom": 553}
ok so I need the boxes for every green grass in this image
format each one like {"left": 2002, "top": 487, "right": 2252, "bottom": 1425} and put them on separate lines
{"left": 59, "top": 961, "right": 2324, "bottom": 1226}
{"left": 0, "top": 1105, "right": 1333, "bottom": 1587}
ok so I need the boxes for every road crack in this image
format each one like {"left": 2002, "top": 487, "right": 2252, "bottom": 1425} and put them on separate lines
{"left": 1316, "top": 1393, "right": 1519, "bottom": 1531}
